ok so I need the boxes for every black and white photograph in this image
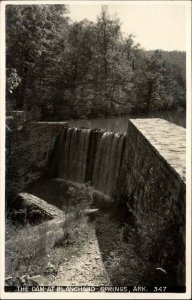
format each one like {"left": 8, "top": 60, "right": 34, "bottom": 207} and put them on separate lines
{"left": 0, "top": 0, "right": 191, "bottom": 299}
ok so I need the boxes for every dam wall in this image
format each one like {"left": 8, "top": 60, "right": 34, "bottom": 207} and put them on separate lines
{"left": 122, "top": 118, "right": 185, "bottom": 216}
{"left": 118, "top": 118, "right": 186, "bottom": 285}
{"left": 6, "top": 121, "right": 68, "bottom": 196}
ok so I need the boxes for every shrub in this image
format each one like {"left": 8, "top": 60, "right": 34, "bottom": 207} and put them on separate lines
{"left": 54, "top": 183, "right": 93, "bottom": 247}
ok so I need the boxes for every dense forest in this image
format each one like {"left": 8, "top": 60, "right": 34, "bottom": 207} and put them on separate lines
{"left": 6, "top": 5, "right": 186, "bottom": 120}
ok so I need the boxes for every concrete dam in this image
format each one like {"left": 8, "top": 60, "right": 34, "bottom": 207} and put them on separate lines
{"left": 6, "top": 115, "right": 186, "bottom": 286}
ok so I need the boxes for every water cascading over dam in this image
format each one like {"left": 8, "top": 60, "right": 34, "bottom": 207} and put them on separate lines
{"left": 92, "top": 132, "right": 125, "bottom": 195}
{"left": 56, "top": 128, "right": 91, "bottom": 183}
{"left": 50, "top": 127, "right": 126, "bottom": 196}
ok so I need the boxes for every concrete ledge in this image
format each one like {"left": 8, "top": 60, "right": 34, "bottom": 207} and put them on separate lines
{"left": 6, "top": 194, "right": 65, "bottom": 250}
{"left": 19, "top": 193, "right": 64, "bottom": 219}
{"left": 28, "top": 122, "right": 69, "bottom": 126}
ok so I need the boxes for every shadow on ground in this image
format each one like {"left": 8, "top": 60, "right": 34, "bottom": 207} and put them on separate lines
{"left": 94, "top": 209, "right": 147, "bottom": 286}
{"left": 94, "top": 206, "right": 174, "bottom": 287}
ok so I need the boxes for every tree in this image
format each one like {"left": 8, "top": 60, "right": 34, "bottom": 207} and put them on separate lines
{"left": 6, "top": 4, "right": 186, "bottom": 119}
{"left": 6, "top": 5, "right": 69, "bottom": 114}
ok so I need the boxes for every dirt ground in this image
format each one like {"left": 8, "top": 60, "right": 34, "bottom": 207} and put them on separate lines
{"left": 42, "top": 209, "right": 143, "bottom": 286}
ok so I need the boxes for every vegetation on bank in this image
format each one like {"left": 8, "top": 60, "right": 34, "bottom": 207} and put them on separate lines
{"left": 6, "top": 5, "right": 186, "bottom": 120}
{"left": 6, "top": 183, "right": 179, "bottom": 287}
{"left": 5, "top": 184, "right": 93, "bottom": 280}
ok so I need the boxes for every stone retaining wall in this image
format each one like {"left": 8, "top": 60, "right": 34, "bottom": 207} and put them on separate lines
{"left": 6, "top": 121, "right": 68, "bottom": 196}
{"left": 118, "top": 118, "right": 186, "bottom": 285}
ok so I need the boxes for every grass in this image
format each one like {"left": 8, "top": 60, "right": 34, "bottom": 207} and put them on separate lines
{"left": 6, "top": 222, "right": 49, "bottom": 278}
{"left": 5, "top": 183, "right": 93, "bottom": 281}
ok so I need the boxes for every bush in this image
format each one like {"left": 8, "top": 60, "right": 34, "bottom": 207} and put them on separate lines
{"left": 54, "top": 183, "right": 93, "bottom": 247}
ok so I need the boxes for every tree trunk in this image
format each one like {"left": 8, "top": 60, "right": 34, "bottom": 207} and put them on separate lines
{"left": 146, "top": 81, "right": 153, "bottom": 112}
{"left": 17, "top": 64, "right": 28, "bottom": 109}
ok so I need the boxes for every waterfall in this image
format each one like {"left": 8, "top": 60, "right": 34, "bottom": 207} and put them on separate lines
{"left": 92, "top": 132, "right": 125, "bottom": 196}
{"left": 57, "top": 128, "right": 91, "bottom": 183}
{"left": 52, "top": 127, "right": 126, "bottom": 197}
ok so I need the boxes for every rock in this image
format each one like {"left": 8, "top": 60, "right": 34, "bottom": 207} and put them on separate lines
{"left": 6, "top": 116, "right": 14, "bottom": 130}
{"left": 5, "top": 275, "right": 29, "bottom": 286}
{"left": 152, "top": 267, "right": 168, "bottom": 285}
{"left": 20, "top": 275, "right": 27, "bottom": 284}
{"left": 44, "top": 262, "right": 57, "bottom": 276}
{"left": 12, "top": 276, "right": 24, "bottom": 286}
{"left": 59, "top": 266, "right": 64, "bottom": 272}
{"left": 5, "top": 277, "right": 14, "bottom": 286}
{"left": 85, "top": 208, "right": 99, "bottom": 215}
{"left": 155, "top": 267, "right": 167, "bottom": 274}
{"left": 26, "top": 275, "right": 46, "bottom": 286}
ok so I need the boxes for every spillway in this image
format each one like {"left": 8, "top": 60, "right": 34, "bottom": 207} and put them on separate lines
{"left": 50, "top": 127, "right": 126, "bottom": 197}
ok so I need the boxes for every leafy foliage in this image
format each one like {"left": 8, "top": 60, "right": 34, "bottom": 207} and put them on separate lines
{"left": 6, "top": 5, "right": 186, "bottom": 119}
